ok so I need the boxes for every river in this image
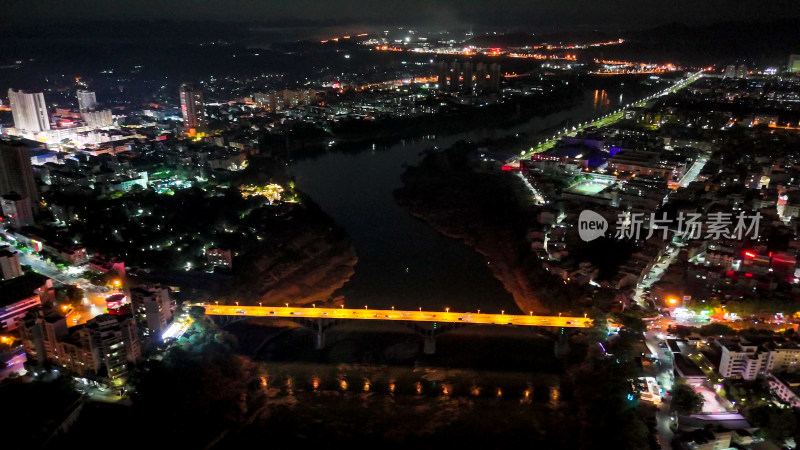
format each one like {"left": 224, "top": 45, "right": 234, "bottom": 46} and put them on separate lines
{"left": 288, "top": 78, "right": 661, "bottom": 313}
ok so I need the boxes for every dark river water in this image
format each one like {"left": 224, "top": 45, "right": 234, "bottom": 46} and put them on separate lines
{"left": 288, "top": 79, "right": 661, "bottom": 313}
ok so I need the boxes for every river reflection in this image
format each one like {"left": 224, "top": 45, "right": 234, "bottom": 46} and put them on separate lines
{"left": 260, "top": 362, "right": 557, "bottom": 402}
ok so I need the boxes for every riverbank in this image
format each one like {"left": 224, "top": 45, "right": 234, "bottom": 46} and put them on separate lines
{"left": 272, "top": 84, "right": 584, "bottom": 161}
{"left": 394, "top": 143, "right": 544, "bottom": 314}
{"left": 394, "top": 142, "right": 597, "bottom": 315}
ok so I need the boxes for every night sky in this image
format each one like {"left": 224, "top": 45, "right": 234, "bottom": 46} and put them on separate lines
{"left": 8, "top": 0, "right": 800, "bottom": 30}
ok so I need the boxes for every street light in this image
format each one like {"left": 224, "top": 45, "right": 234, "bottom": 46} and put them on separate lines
{"left": 285, "top": 303, "right": 289, "bottom": 308}
{"left": 235, "top": 301, "right": 238, "bottom": 306}
{"left": 259, "top": 302, "right": 262, "bottom": 307}
{"left": 446, "top": 307, "right": 449, "bottom": 313}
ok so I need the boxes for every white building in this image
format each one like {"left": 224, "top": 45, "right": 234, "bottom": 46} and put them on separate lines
{"left": 717, "top": 338, "right": 800, "bottom": 380}
{"left": 81, "top": 109, "right": 113, "bottom": 128}
{"left": 767, "top": 372, "right": 800, "bottom": 408}
{"left": 130, "top": 285, "right": 173, "bottom": 342}
{"left": 76, "top": 89, "right": 98, "bottom": 112}
{"left": 8, "top": 89, "right": 50, "bottom": 134}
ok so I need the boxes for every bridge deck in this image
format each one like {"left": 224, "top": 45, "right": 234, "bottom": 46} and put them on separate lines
{"left": 196, "top": 305, "right": 593, "bottom": 328}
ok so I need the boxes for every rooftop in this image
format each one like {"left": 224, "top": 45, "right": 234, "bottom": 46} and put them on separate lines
{"left": 0, "top": 272, "right": 49, "bottom": 307}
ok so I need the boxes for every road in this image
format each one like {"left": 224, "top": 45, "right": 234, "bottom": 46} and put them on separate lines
{"left": 521, "top": 71, "right": 704, "bottom": 158}
{"left": 197, "top": 304, "right": 594, "bottom": 328}
{"left": 676, "top": 155, "right": 709, "bottom": 189}
{"left": 644, "top": 328, "right": 676, "bottom": 450}
{"left": 1, "top": 238, "right": 116, "bottom": 327}
{"left": 634, "top": 245, "right": 680, "bottom": 307}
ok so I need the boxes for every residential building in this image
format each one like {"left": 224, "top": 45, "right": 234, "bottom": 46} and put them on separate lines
{"left": 1, "top": 192, "right": 34, "bottom": 228}
{"left": 130, "top": 285, "right": 173, "bottom": 342}
{"left": 717, "top": 338, "right": 800, "bottom": 380}
{"left": 0, "top": 139, "right": 40, "bottom": 204}
{"left": 7, "top": 89, "right": 50, "bottom": 133}
{"left": 76, "top": 90, "right": 98, "bottom": 112}
{"left": 20, "top": 310, "right": 140, "bottom": 382}
{"left": 206, "top": 248, "right": 233, "bottom": 268}
{"left": 0, "top": 245, "right": 22, "bottom": 280}
{"left": 767, "top": 372, "right": 800, "bottom": 408}
{"left": 179, "top": 83, "right": 205, "bottom": 132}
{"left": 0, "top": 273, "right": 51, "bottom": 331}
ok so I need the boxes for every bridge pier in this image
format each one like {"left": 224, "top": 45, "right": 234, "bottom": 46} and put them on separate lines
{"left": 554, "top": 327, "right": 570, "bottom": 358}
{"left": 423, "top": 332, "right": 436, "bottom": 355}
{"left": 316, "top": 324, "right": 327, "bottom": 350}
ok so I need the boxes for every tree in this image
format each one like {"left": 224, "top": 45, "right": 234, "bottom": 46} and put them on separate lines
{"left": 671, "top": 380, "right": 704, "bottom": 415}
{"left": 672, "top": 326, "right": 694, "bottom": 339}
{"left": 129, "top": 334, "right": 265, "bottom": 447}
{"left": 66, "top": 286, "right": 84, "bottom": 304}
{"left": 748, "top": 404, "right": 797, "bottom": 441}
{"left": 698, "top": 323, "right": 735, "bottom": 337}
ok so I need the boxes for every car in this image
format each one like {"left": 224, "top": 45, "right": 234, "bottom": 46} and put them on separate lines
{"left": 235, "top": 309, "right": 246, "bottom": 314}
{"left": 566, "top": 321, "right": 573, "bottom": 325}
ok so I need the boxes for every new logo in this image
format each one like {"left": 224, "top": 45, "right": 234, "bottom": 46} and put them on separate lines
{"left": 578, "top": 210, "right": 608, "bottom": 242}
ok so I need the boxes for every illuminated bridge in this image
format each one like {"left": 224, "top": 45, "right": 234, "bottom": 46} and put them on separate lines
{"left": 192, "top": 304, "right": 593, "bottom": 355}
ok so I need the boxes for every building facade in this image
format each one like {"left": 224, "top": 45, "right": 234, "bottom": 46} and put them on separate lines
{"left": 179, "top": 83, "right": 205, "bottom": 132}
{"left": 8, "top": 89, "right": 50, "bottom": 133}
{"left": 0, "top": 139, "right": 40, "bottom": 205}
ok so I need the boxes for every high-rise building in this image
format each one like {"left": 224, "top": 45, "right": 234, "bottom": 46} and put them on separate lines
{"left": 179, "top": 83, "right": 205, "bottom": 132}
{"left": 7, "top": 89, "right": 50, "bottom": 134}
{"left": 488, "top": 63, "right": 501, "bottom": 92}
{"left": 462, "top": 62, "right": 473, "bottom": 94}
{"left": 76, "top": 89, "right": 98, "bottom": 112}
{"left": 789, "top": 55, "right": 800, "bottom": 73}
{"left": 724, "top": 65, "right": 737, "bottom": 78}
{"left": 18, "top": 308, "right": 67, "bottom": 369}
{"left": 1, "top": 192, "right": 34, "bottom": 228}
{"left": 434, "top": 61, "right": 448, "bottom": 91}
{"left": 0, "top": 245, "right": 22, "bottom": 280}
{"left": 476, "top": 62, "right": 489, "bottom": 91}
{"left": 20, "top": 310, "right": 140, "bottom": 382}
{"left": 0, "top": 139, "right": 39, "bottom": 206}
{"left": 736, "top": 64, "right": 748, "bottom": 79}
{"left": 130, "top": 285, "right": 173, "bottom": 342}
{"left": 448, "top": 61, "right": 461, "bottom": 92}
